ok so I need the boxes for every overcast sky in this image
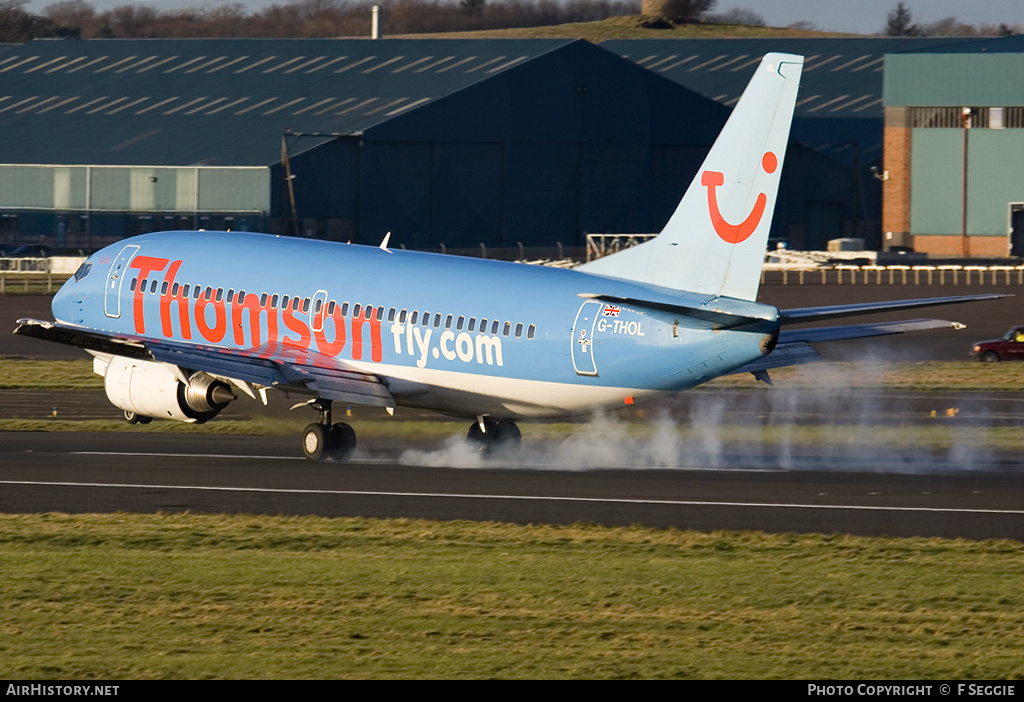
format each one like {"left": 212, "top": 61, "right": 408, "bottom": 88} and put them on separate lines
{"left": 21, "top": 0, "right": 1024, "bottom": 36}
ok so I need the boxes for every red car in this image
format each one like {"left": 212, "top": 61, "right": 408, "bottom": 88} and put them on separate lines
{"left": 971, "top": 326, "right": 1024, "bottom": 361}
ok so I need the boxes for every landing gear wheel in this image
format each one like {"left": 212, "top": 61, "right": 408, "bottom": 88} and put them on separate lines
{"left": 302, "top": 423, "right": 329, "bottom": 461}
{"left": 123, "top": 410, "right": 152, "bottom": 425}
{"left": 302, "top": 422, "right": 357, "bottom": 462}
{"left": 467, "top": 418, "right": 522, "bottom": 458}
{"left": 326, "top": 423, "right": 357, "bottom": 463}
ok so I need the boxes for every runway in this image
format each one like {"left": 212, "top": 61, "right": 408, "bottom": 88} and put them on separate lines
{"left": 3, "top": 291, "right": 1023, "bottom": 541}
{"left": 0, "top": 430, "right": 1021, "bottom": 540}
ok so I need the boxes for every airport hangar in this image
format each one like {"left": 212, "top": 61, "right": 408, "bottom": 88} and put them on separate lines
{"left": 880, "top": 36, "right": 1024, "bottom": 258}
{"left": 0, "top": 35, "right": 1018, "bottom": 256}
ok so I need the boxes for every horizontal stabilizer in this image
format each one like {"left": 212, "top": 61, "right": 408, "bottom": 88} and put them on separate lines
{"left": 780, "top": 294, "right": 1006, "bottom": 324}
{"left": 781, "top": 318, "right": 963, "bottom": 344}
{"left": 730, "top": 318, "right": 964, "bottom": 375}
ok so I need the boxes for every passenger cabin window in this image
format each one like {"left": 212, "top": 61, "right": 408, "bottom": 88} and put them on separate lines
{"left": 130, "top": 278, "right": 138, "bottom": 292}
{"left": 503, "top": 322, "right": 511, "bottom": 336}
{"left": 527, "top": 324, "right": 536, "bottom": 339}
{"left": 515, "top": 323, "right": 523, "bottom": 338}
{"left": 491, "top": 320, "right": 499, "bottom": 335}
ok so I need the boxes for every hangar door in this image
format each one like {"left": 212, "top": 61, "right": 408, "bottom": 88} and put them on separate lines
{"left": 360, "top": 141, "right": 502, "bottom": 249}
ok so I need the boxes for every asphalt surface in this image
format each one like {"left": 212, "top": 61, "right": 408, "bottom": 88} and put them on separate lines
{"left": 0, "top": 431, "right": 1021, "bottom": 540}
{"left": 2, "top": 287, "right": 1023, "bottom": 539}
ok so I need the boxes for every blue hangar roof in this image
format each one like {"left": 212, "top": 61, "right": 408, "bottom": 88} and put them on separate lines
{"left": 602, "top": 37, "right": 1005, "bottom": 165}
{"left": 0, "top": 37, "right": 596, "bottom": 166}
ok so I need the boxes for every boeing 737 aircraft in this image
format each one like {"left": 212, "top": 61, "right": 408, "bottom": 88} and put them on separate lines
{"left": 15, "top": 53, "right": 1001, "bottom": 461}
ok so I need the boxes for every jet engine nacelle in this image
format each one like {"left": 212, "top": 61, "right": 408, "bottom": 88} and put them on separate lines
{"left": 101, "top": 356, "right": 235, "bottom": 423}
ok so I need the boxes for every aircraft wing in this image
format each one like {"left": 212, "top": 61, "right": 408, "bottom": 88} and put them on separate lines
{"left": 13, "top": 318, "right": 395, "bottom": 408}
{"left": 731, "top": 318, "right": 963, "bottom": 375}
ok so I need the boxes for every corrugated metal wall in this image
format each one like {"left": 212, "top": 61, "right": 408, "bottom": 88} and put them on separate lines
{"left": 0, "top": 165, "right": 268, "bottom": 213}
{"left": 911, "top": 129, "right": 1024, "bottom": 239}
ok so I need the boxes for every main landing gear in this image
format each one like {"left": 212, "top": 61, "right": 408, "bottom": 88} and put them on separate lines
{"left": 466, "top": 416, "right": 522, "bottom": 457}
{"left": 302, "top": 399, "right": 357, "bottom": 462}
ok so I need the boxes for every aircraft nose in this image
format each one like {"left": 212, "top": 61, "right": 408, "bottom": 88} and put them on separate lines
{"left": 51, "top": 259, "right": 92, "bottom": 325}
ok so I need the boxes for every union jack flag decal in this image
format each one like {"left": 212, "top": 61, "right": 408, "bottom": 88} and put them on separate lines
{"left": 602, "top": 305, "right": 620, "bottom": 317}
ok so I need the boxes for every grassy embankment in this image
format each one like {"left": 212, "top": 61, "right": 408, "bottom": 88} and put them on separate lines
{"left": 1, "top": 512, "right": 1022, "bottom": 679}
{"left": 396, "top": 15, "right": 859, "bottom": 41}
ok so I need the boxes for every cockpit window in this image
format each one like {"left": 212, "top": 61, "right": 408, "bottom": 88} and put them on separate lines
{"left": 73, "top": 262, "right": 92, "bottom": 282}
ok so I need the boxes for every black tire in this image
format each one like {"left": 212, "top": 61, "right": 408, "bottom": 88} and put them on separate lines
{"left": 467, "top": 418, "right": 521, "bottom": 458}
{"left": 981, "top": 351, "right": 1000, "bottom": 362}
{"left": 302, "top": 423, "right": 331, "bottom": 461}
{"left": 123, "top": 410, "right": 152, "bottom": 425}
{"left": 326, "top": 423, "right": 357, "bottom": 463}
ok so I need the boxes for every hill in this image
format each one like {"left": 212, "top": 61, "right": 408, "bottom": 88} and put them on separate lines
{"left": 396, "top": 15, "right": 865, "bottom": 41}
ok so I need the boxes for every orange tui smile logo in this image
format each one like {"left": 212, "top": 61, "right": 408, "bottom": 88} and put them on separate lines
{"left": 702, "top": 151, "right": 777, "bottom": 245}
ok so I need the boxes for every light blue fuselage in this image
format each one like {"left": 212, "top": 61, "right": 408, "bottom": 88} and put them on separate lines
{"left": 54, "top": 230, "right": 780, "bottom": 419}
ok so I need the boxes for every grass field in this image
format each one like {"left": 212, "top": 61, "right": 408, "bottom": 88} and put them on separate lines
{"left": 1, "top": 513, "right": 1022, "bottom": 679}
{"left": 1, "top": 360, "right": 1023, "bottom": 678}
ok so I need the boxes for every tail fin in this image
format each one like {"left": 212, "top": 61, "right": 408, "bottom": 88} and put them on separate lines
{"left": 578, "top": 53, "right": 803, "bottom": 301}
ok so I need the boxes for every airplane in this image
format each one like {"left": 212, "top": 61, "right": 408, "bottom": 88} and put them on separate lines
{"left": 14, "top": 53, "right": 1004, "bottom": 462}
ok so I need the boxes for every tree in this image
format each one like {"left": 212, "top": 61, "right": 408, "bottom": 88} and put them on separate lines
{"left": 0, "top": 0, "right": 59, "bottom": 41}
{"left": 460, "top": 0, "right": 485, "bottom": 17}
{"left": 884, "top": 2, "right": 920, "bottom": 36}
{"left": 641, "top": 0, "right": 715, "bottom": 23}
